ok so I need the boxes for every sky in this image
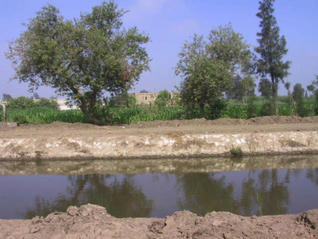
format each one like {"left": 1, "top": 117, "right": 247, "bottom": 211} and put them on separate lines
{"left": 1, "top": 0, "right": 317, "bottom": 98}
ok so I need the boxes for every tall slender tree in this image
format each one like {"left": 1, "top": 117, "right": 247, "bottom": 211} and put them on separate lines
{"left": 255, "top": 0, "right": 290, "bottom": 115}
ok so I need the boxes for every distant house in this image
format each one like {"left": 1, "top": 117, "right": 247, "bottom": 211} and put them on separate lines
{"left": 55, "top": 99, "right": 79, "bottom": 111}
{"left": 134, "top": 93, "right": 159, "bottom": 105}
{"left": 134, "top": 92, "right": 179, "bottom": 105}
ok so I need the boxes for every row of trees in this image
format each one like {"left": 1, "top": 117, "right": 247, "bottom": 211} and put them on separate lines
{"left": 6, "top": 0, "right": 316, "bottom": 124}
{"left": 176, "top": 0, "right": 291, "bottom": 118}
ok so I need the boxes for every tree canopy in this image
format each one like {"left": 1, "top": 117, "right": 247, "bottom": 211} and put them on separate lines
{"left": 255, "top": 0, "right": 290, "bottom": 115}
{"left": 176, "top": 25, "right": 254, "bottom": 119}
{"left": 7, "top": 1, "right": 150, "bottom": 124}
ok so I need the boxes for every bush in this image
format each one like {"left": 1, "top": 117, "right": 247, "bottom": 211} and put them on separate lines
{"left": 13, "top": 114, "right": 28, "bottom": 124}
{"left": 260, "top": 101, "right": 275, "bottom": 116}
{"left": 247, "top": 96, "right": 257, "bottom": 118}
{"left": 155, "top": 90, "right": 171, "bottom": 108}
{"left": 230, "top": 146, "right": 243, "bottom": 158}
{"left": 35, "top": 98, "right": 59, "bottom": 109}
{"left": 7, "top": 97, "right": 36, "bottom": 109}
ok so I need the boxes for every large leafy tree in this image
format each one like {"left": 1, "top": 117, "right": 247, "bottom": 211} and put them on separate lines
{"left": 255, "top": 0, "right": 290, "bottom": 115}
{"left": 7, "top": 1, "right": 150, "bottom": 125}
{"left": 176, "top": 25, "right": 254, "bottom": 119}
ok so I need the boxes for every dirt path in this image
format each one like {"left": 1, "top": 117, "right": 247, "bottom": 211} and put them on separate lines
{"left": 1, "top": 116, "right": 318, "bottom": 138}
{"left": 1, "top": 204, "right": 317, "bottom": 239}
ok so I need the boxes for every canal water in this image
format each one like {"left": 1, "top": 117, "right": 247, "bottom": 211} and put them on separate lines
{"left": 0, "top": 156, "right": 317, "bottom": 219}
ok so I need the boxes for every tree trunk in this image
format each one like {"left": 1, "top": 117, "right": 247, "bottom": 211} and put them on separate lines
{"left": 80, "top": 104, "right": 105, "bottom": 125}
{"left": 271, "top": 77, "right": 279, "bottom": 115}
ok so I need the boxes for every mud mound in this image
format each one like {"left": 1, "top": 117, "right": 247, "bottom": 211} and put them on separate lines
{"left": 1, "top": 204, "right": 318, "bottom": 239}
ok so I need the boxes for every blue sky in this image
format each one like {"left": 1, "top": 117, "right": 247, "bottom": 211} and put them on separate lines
{"left": 1, "top": 0, "right": 317, "bottom": 98}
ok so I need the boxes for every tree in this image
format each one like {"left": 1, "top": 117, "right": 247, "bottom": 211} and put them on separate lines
{"left": 292, "top": 83, "right": 306, "bottom": 117}
{"left": 2, "top": 93, "right": 13, "bottom": 101}
{"left": 33, "top": 93, "right": 40, "bottom": 100}
{"left": 255, "top": 0, "right": 290, "bottom": 115}
{"left": 7, "top": 1, "right": 150, "bottom": 125}
{"left": 155, "top": 90, "right": 171, "bottom": 108}
{"left": 284, "top": 82, "right": 295, "bottom": 115}
{"left": 227, "top": 75, "right": 255, "bottom": 102}
{"left": 258, "top": 78, "right": 272, "bottom": 98}
{"left": 176, "top": 25, "right": 254, "bottom": 119}
{"left": 139, "top": 89, "right": 149, "bottom": 93}
{"left": 307, "top": 75, "right": 318, "bottom": 114}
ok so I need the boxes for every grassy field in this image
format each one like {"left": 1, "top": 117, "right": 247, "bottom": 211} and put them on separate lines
{"left": 1, "top": 100, "right": 317, "bottom": 125}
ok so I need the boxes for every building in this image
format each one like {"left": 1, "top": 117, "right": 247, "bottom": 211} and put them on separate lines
{"left": 55, "top": 99, "right": 79, "bottom": 111}
{"left": 134, "top": 93, "right": 159, "bottom": 105}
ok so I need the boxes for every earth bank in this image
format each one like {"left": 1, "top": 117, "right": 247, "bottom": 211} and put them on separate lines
{"left": 1, "top": 116, "right": 318, "bottom": 160}
{"left": 0, "top": 204, "right": 317, "bottom": 239}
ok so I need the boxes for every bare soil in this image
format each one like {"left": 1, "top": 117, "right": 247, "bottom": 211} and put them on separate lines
{"left": 1, "top": 204, "right": 318, "bottom": 239}
{"left": 1, "top": 115, "right": 318, "bottom": 139}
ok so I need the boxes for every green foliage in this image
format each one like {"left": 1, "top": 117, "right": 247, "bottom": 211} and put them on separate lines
{"left": 155, "top": 90, "right": 171, "bottom": 108}
{"left": 220, "top": 102, "right": 247, "bottom": 119}
{"left": 255, "top": 0, "right": 290, "bottom": 115}
{"left": 307, "top": 75, "right": 318, "bottom": 115}
{"left": 176, "top": 25, "right": 254, "bottom": 119}
{"left": 0, "top": 106, "right": 185, "bottom": 125}
{"left": 128, "top": 94, "right": 137, "bottom": 108}
{"left": 1, "top": 99, "right": 317, "bottom": 125}
{"left": 7, "top": 97, "right": 36, "bottom": 109}
{"left": 109, "top": 92, "right": 136, "bottom": 108}
{"left": 230, "top": 146, "right": 243, "bottom": 158}
{"left": 6, "top": 97, "right": 58, "bottom": 110}
{"left": 293, "top": 83, "right": 307, "bottom": 117}
{"left": 247, "top": 96, "right": 258, "bottom": 118}
{"left": 36, "top": 98, "right": 59, "bottom": 109}
{"left": 7, "top": 1, "right": 150, "bottom": 125}
{"left": 2, "top": 93, "right": 13, "bottom": 101}
{"left": 260, "top": 101, "right": 275, "bottom": 116}
{"left": 13, "top": 114, "right": 28, "bottom": 124}
{"left": 258, "top": 78, "right": 272, "bottom": 98}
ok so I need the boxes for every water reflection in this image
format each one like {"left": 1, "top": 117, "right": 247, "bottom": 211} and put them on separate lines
{"left": 0, "top": 168, "right": 318, "bottom": 219}
{"left": 177, "top": 173, "right": 238, "bottom": 215}
{"left": 23, "top": 175, "right": 153, "bottom": 219}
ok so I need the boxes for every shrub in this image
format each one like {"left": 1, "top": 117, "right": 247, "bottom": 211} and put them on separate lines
{"left": 7, "top": 97, "right": 36, "bottom": 109}
{"left": 260, "top": 101, "right": 274, "bottom": 116}
{"left": 247, "top": 96, "right": 257, "bottom": 118}
{"left": 35, "top": 98, "right": 59, "bottom": 110}
{"left": 230, "top": 146, "right": 243, "bottom": 158}
{"left": 13, "top": 114, "right": 28, "bottom": 124}
{"left": 155, "top": 90, "right": 171, "bottom": 108}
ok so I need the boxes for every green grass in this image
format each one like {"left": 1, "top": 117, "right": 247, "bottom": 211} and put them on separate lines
{"left": 0, "top": 106, "right": 185, "bottom": 125}
{"left": 0, "top": 100, "right": 316, "bottom": 125}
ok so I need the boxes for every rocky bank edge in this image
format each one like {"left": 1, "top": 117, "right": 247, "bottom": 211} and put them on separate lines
{"left": 1, "top": 116, "right": 318, "bottom": 160}
{"left": 0, "top": 204, "right": 317, "bottom": 239}
{"left": 1, "top": 130, "right": 318, "bottom": 160}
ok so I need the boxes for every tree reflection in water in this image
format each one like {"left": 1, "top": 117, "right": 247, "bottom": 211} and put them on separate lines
{"left": 240, "top": 169, "right": 289, "bottom": 216}
{"left": 177, "top": 173, "right": 239, "bottom": 215}
{"left": 178, "top": 169, "right": 290, "bottom": 216}
{"left": 306, "top": 169, "right": 318, "bottom": 186}
{"left": 23, "top": 175, "right": 153, "bottom": 219}
{"left": 22, "top": 168, "right": 318, "bottom": 219}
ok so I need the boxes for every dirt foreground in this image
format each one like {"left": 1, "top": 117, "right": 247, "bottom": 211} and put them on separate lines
{"left": 0, "top": 204, "right": 317, "bottom": 239}
{"left": 1, "top": 116, "right": 318, "bottom": 159}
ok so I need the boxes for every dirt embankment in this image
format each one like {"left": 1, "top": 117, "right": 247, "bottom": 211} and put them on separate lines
{"left": 1, "top": 116, "right": 318, "bottom": 160}
{"left": 1, "top": 204, "right": 317, "bottom": 239}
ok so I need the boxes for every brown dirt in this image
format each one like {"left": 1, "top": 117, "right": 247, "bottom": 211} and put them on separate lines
{"left": 1, "top": 116, "right": 318, "bottom": 139}
{"left": 1, "top": 204, "right": 317, "bottom": 239}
